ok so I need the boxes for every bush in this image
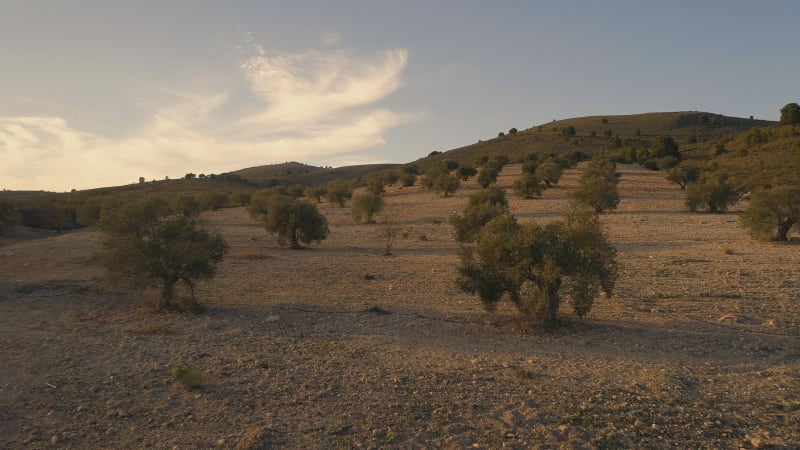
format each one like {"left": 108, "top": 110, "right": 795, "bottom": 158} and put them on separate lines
{"left": 685, "top": 177, "right": 739, "bottom": 213}
{"left": 477, "top": 166, "right": 500, "bottom": 188}
{"left": 326, "top": 181, "right": 353, "bottom": 207}
{"left": 535, "top": 160, "right": 563, "bottom": 187}
{"left": 304, "top": 186, "right": 325, "bottom": 203}
{"left": 457, "top": 209, "right": 617, "bottom": 329}
{"left": 260, "top": 195, "right": 329, "bottom": 249}
{"left": 351, "top": 192, "right": 384, "bottom": 223}
{"left": 457, "top": 165, "right": 478, "bottom": 181}
{"left": 512, "top": 173, "right": 543, "bottom": 199}
{"left": 422, "top": 162, "right": 460, "bottom": 197}
{"left": 666, "top": 166, "right": 699, "bottom": 189}
{"left": 384, "top": 171, "right": 400, "bottom": 186}
{"left": 0, "top": 201, "right": 19, "bottom": 234}
{"left": 650, "top": 136, "right": 681, "bottom": 160}
{"left": 571, "top": 176, "right": 620, "bottom": 213}
{"left": 780, "top": 102, "right": 800, "bottom": 125}
{"left": 365, "top": 174, "right": 386, "bottom": 195}
{"left": 740, "top": 185, "right": 800, "bottom": 241}
{"left": 401, "top": 173, "right": 417, "bottom": 187}
{"left": 99, "top": 198, "right": 227, "bottom": 311}
{"left": 174, "top": 195, "right": 201, "bottom": 217}
{"left": 199, "top": 192, "right": 228, "bottom": 211}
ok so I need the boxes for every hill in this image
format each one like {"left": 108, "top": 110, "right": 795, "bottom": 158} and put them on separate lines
{"left": 408, "top": 111, "right": 774, "bottom": 173}
{"left": 233, "top": 161, "right": 398, "bottom": 187}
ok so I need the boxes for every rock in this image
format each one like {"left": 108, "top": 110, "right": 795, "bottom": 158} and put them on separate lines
{"left": 50, "top": 434, "right": 59, "bottom": 444}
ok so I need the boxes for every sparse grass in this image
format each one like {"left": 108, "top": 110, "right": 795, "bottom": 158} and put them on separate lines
{"left": 365, "top": 305, "right": 392, "bottom": 315}
{"left": 131, "top": 323, "right": 173, "bottom": 335}
{"left": 171, "top": 364, "right": 204, "bottom": 390}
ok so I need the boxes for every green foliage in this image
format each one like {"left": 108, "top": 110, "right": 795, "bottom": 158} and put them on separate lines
{"left": 384, "top": 171, "right": 400, "bottom": 186}
{"left": 512, "top": 173, "right": 543, "bottom": 199}
{"left": 449, "top": 187, "right": 509, "bottom": 243}
{"left": 656, "top": 156, "right": 680, "bottom": 171}
{"left": 477, "top": 166, "right": 500, "bottom": 188}
{"left": 457, "top": 209, "right": 617, "bottom": 329}
{"left": 260, "top": 195, "right": 329, "bottom": 249}
{"left": 365, "top": 174, "right": 386, "bottom": 195}
{"left": 457, "top": 165, "right": 478, "bottom": 181}
{"left": 174, "top": 195, "right": 201, "bottom": 217}
{"left": 780, "top": 102, "right": 800, "bottom": 125}
{"left": 535, "top": 160, "right": 564, "bottom": 187}
{"left": 171, "top": 364, "right": 204, "bottom": 390}
{"left": 571, "top": 156, "right": 620, "bottom": 213}
{"left": 572, "top": 176, "right": 620, "bottom": 213}
{"left": 0, "top": 201, "right": 19, "bottom": 234}
{"left": 401, "top": 172, "right": 417, "bottom": 187}
{"left": 99, "top": 198, "right": 228, "bottom": 311}
{"left": 326, "top": 180, "right": 353, "bottom": 207}
{"left": 740, "top": 186, "right": 800, "bottom": 241}
{"left": 304, "top": 186, "right": 325, "bottom": 203}
{"left": 685, "top": 177, "right": 739, "bottom": 213}
{"left": 199, "top": 191, "right": 228, "bottom": 211}
{"left": 650, "top": 136, "right": 681, "bottom": 160}
{"left": 745, "top": 128, "right": 768, "bottom": 147}
{"left": 562, "top": 125, "right": 577, "bottom": 137}
{"left": 422, "top": 162, "right": 461, "bottom": 197}
{"left": 351, "top": 192, "right": 385, "bottom": 223}
{"left": 76, "top": 197, "right": 104, "bottom": 227}
{"left": 666, "top": 165, "right": 699, "bottom": 189}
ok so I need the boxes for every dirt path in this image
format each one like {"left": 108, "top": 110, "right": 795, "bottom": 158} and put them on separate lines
{"left": 1, "top": 164, "right": 798, "bottom": 448}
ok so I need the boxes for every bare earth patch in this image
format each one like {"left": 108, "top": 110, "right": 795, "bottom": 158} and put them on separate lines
{"left": 1, "top": 164, "right": 798, "bottom": 449}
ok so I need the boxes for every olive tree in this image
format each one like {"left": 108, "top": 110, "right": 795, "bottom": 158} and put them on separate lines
{"left": 685, "top": 177, "right": 738, "bottom": 213}
{"left": 457, "top": 209, "right": 617, "bottom": 329}
{"left": 740, "top": 185, "right": 800, "bottom": 241}
{"left": 351, "top": 191, "right": 384, "bottom": 223}
{"left": 422, "top": 162, "right": 461, "bottom": 197}
{"left": 99, "top": 198, "right": 228, "bottom": 312}
{"left": 260, "top": 195, "right": 329, "bottom": 249}
{"left": 571, "top": 176, "right": 620, "bottom": 213}
{"left": 570, "top": 155, "right": 620, "bottom": 213}
{"left": 512, "top": 173, "right": 543, "bottom": 199}
{"left": 666, "top": 165, "right": 700, "bottom": 189}
{"left": 326, "top": 180, "right": 353, "bottom": 207}
{"left": 780, "top": 102, "right": 800, "bottom": 125}
{"left": 535, "top": 160, "right": 564, "bottom": 187}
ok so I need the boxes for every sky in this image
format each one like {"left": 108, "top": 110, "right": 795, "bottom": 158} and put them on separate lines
{"left": 1, "top": 1, "right": 798, "bottom": 191}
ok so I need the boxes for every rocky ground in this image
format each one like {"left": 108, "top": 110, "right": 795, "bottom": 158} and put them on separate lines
{"left": 1, "top": 164, "right": 798, "bottom": 449}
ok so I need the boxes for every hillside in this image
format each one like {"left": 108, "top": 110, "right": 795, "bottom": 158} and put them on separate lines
{"left": 233, "top": 162, "right": 399, "bottom": 187}
{"left": 409, "top": 111, "right": 774, "bottom": 173}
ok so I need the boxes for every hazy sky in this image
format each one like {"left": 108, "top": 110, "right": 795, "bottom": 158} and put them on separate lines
{"left": 1, "top": 1, "right": 798, "bottom": 191}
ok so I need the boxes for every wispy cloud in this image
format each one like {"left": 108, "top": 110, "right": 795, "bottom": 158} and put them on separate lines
{"left": 0, "top": 39, "right": 414, "bottom": 191}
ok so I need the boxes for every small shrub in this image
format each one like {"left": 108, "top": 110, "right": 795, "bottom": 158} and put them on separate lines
{"left": 171, "top": 364, "right": 204, "bottom": 390}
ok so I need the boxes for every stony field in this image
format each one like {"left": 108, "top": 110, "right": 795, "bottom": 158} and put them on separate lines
{"left": 1, "top": 164, "right": 798, "bottom": 449}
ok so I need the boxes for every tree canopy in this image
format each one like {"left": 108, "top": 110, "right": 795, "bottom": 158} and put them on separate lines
{"left": 99, "top": 198, "right": 227, "bottom": 311}
{"left": 457, "top": 209, "right": 617, "bottom": 329}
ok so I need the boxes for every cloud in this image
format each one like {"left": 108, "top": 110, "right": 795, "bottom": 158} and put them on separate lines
{"left": 238, "top": 48, "right": 409, "bottom": 132}
{"left": 0, "top": 42, "right": 414, "bottom": 191}
{"left": 321, "top": 32, "right": 343, "bottom": 47}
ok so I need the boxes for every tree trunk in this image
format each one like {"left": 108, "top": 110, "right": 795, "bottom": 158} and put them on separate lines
{"left": 775, "top": 220, "right": 793, "bottom": 241}
{"left": 158, "top": 279, "right": 176, "bottom": 310}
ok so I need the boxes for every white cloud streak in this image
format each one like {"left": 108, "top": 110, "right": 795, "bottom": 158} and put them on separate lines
{"left": 0, "top": 42, "right": 414, "bottom": 191}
